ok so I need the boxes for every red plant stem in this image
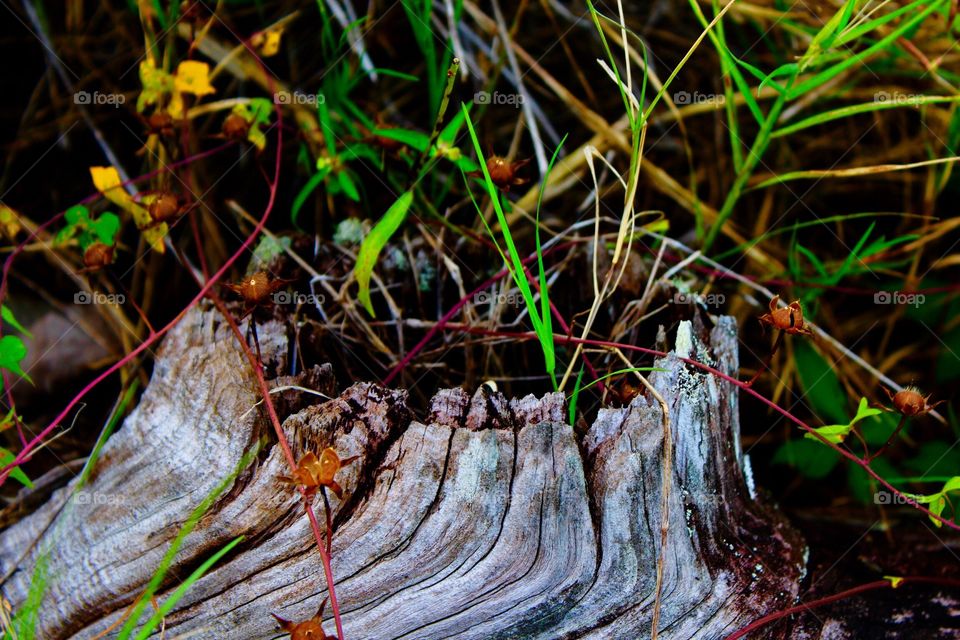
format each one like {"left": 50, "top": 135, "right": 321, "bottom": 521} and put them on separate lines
{"left": 0, "top": 143, "right": 280, "bottom": 485}
{"left": 0, "top": 142, "right": 235, "bottom": 447}
{"left": 725, "top": 576, "right": 960, "bottom": 640}
{"left": 867, "top": 414, "right": 908, "bottom": 463}
{"left": 416, "top": 322, "right": 960, "bottom": 532}
{"left": 744, "top": 329, "right": 784, "bottom": 388}
{"left": 208, "top": 295, "right": 345, "bottom": 639}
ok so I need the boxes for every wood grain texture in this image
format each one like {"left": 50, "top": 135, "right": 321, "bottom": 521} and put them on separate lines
{"left": 0, "top": 307, "right": 805, "bottom": 639}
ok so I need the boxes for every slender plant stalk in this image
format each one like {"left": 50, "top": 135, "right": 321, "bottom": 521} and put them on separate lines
{"left": 209, "top": 294, "right": 346, "bottom": 639}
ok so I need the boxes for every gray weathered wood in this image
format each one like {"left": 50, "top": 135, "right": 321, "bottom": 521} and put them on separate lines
{"left": 0, "top": 307, "right": 805, "bottom": 639}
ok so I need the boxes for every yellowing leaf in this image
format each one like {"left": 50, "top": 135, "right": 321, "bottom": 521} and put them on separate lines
{"left": 90, "top": 166, "right": 135, "bottom": 211}
{"left": 89, "top": 167, "right": 167, "bottom": 253}
{"left": 138, "top": 59, "right": 174, "bottom": 114}
{"left": 167, "top": 92, "right": 185, "bottom": 119}
{"left": 252, "top": 26, "right": 284, "bottom": 57}
{"left": 0, "top": 205, "right": 22, "bottom": 239}
{"left": 174, "top": 61, "right": 216, "bottom": 97}
{"left": 884, "top": 576, "right": 904, "bottom": 588}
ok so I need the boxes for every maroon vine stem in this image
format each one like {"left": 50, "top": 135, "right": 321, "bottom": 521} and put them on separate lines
{"left": 208, "top": 293, "right": 346, "bottom": 639}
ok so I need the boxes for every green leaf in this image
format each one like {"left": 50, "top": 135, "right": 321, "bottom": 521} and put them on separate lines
{"left": 230, "top": 98, "right": 273, "bottom": 151}
{"left": 0, "top": 335, "right": 31, "bottom": 384}
{"left": 117, "top": 446, "right": 259, "bottom": 639}
{"left": 461, "top": 105, "right": 556, "bottom": 381}
{"left": 852, "top": 396, "right": 883, "bottom": 424}
{"left": 64, "top": 204, "right": 87, "bottom": 226}
{"left": 355, "top": 190, "right": 415, "bottom": 316}
{"left": 373, "top": 127, "right": 429, "bottom": 151}
{"left": 337, "top": 171, "right": 361, "bottom": 202}
{"left": 788, "top": 0, "right": 947, "bottom": 100}
{"left": 943, "top": 476, "right": 960, "bottom": 494}
{"left": 904, "top": 441, "right": 960, "bottom": 478}
{"left": 291, "top": 167, "right": 332, "bottom": 228}
{"left": 0, "top": 446, "right": 33, "bottom": 488}
{"left": 2, "top": 305, "right": 31, "bottom": 337}
{"left": 91, "top": 211, "right": 120, "bottom": 246}
{"left": 795, "top": 342, "right": 847, "bottom": 424}
{"left": 804, "top": 397, "right": 883, "bottom": 445}
{"left": 804, "top": 422, "right": 852, "bottom": 444}
{"left": 772, "top": 438, "right": 840, "bottom": 478}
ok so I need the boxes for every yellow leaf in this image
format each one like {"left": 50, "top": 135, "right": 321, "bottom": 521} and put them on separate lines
{"left": 89, "top": 166, "right": 166, "bottom": 253}
{"left": 141, "top": 225, "right": 169, "bottom": 253}
{"left": 138, "top": 59, "right": 174, "bottom": 114}
{"left": 252, "top": 27, "right": 283, "bottom": 57}
{"left": 90, "top": 166, "right": 133, "bottom": 210}
{"left": 884, "top": 575, "right": 904, "bottom": 588}
{"left": 167, "top": 92, "right": 185, "bottom": 119}
{"left": 174, "top": 61, "right": 216, "bottom": 97}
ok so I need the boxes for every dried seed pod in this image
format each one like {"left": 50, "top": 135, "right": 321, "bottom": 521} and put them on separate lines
{"left": 272, "top": 599, "right": 336, "bottom": 640}
{"left": 484, "top": 156, "right": 530, "bottom": 191}
{"left": 758, "top": 295, "right": 812, "bottom": 336}
{"left": 145, "top": 112, "right": 175, "bottom": 137}
{"left": 222, "top": 113, "right": 249, "bottom": 140}
{"left": 224, "top": 271, "right": 294, "bottom": 319}
{"left": 228, "top": 272, "right": 275, "bottom": 306}
{"left": 278, "top": 447, "right": 359, "bottom": 500}
{"left": 82, "top": 242, "right": 115, "bottom": 271}
{"left": 147, "top": 192, "right": 181, "bottom": 224}
{"left": 885, "top": 386, "right": 943, "bottom": 417}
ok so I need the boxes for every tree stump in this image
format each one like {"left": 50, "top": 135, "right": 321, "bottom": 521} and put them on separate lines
{"left": 0, "top": 307, "right": 806, "bottom": 639}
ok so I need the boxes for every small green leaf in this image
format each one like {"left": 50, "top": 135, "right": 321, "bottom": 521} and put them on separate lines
{"left": 0, "top": 335, "right": 31, "bottom": 384}
{"left": 851, "top": 397, "right": 883, "bottom": 424}
{"left": 91, "top": 212, "right": 120, "bottom": 246}
{"left": 0, "top": 446, "right": 33, "bottom": 488}
{"left": 230, "top": 98, "right": 273, "bottom": 150}
{"left": 930, "top": 494, "right": 947, "bottom": 526}
{"left": 292, "top": 167, "right": 332, "bottom": 227}
{"left": 64, "top": 204, "right": 87, "bottom": 226}
{"left": 337, "top": 171, "right": 361, "bottom": 202}
{"left": 2, "top": 305, "right": 31, "bottom": 337}
{"left": 804, "top": 423, "right": 852, "bottom": 444}
{"left": 355, "top": 190, "right": 415, "bottom": 316}
{"left": 943, "top": 476, "right": 960, "bottom": 494}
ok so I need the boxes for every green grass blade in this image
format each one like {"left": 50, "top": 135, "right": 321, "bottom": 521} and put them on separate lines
{"left": 569, "top": 366, "right": 585, "bottom": 427}
{"left": 10, "top": 553, "right": 47, "bottom": 640}
{"left": 461, "top": 105, "right": 554, "bottom": 379}
{"left": 773, "top": 95, "right": 960, "bottom": 138}
{"left": 132, "top": 536, "right": 245, "bottom": 640}
{"left": 117, "top": 445, "right": 260, "bottom": 639}
{"left": 788, "top": 0, "right": 947, "bottom": 100}
{"left": 535, "top": 135, "right": 567, "bottom": 389}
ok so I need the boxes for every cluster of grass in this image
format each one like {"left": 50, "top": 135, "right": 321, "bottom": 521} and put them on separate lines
{"left": 1, "top": 0, "right": 960, "bottom": 634}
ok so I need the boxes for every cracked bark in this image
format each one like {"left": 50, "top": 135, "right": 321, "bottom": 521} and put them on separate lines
{"left": 0, "top": 306, "right": 805, "bottom": 639}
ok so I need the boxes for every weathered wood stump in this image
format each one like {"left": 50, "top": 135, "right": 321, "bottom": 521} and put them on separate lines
{"left": 0, "top": 307, "right": 805, "bottom": 639}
